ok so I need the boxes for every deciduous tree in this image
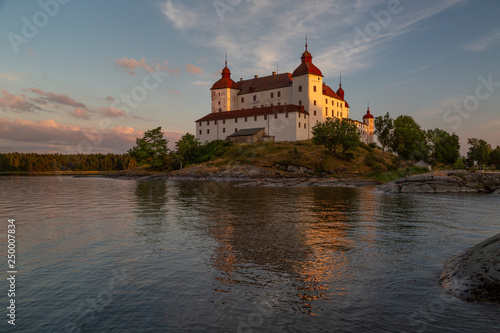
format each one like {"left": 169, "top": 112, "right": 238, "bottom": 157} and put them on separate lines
{"left": 312, "top": 118, "right": 361, "bottom": 154}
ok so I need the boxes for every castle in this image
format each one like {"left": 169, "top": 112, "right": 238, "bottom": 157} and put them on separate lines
{"left": 195, "top": 43, "right": 374, "bottom": 144}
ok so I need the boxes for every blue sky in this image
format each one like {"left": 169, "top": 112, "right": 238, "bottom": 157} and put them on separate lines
{"left": 0, "top": 0, "right": 499, "bottom": 154}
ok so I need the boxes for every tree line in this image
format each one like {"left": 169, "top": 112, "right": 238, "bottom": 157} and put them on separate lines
{"left": 0, "top": 153, "right": 137, "bottom": 172}
{"left": 374, "top": 113, "right": 500, "bottom": 167}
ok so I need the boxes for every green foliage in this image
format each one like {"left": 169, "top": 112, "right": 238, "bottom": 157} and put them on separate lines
{"left": 374, "top": 112, "right": 394, "bottom": 157}
{"left": 312, "top": 118, "right": 361, "bottom": 154}
{"left": 0, "top": 153, "right": 136, "bottom": 172}
{"left": 489, "top": 146, "right": 500, "bottom": 167}
{"left": 128, "top": 127, "right": 169, "bottom": 168}
{"left": 391, "top": 115, "right": 428, "bottom": 161}
{"left": 364, "top": 152, "right": 385, "bottom": 170}
{"left": 453, "top": 157, "right": 466, "bottom": 170}
{"left": 174, "top": 133, "right": 201, "bottom": 169}
{"left": 368, "top": 142, "right": 378, "bottom": 149}
{"left": 196, "top": 140, "right": 234, "bottom": 163}
{"left": 466, "top": 138, "right": 491, "bottom": 166}
{"left": 426, "top": 128, "right": 460, "bottom": 165}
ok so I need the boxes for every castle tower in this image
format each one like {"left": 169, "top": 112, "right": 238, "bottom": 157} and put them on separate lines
{"left": 210, "top": 56, "right": 240, "bottom": 113}
{"left": 291, "top": 40, "right": 323, "bottom": 136}
{"left": 363, "top": 105, "right": 375, "bottom": 144}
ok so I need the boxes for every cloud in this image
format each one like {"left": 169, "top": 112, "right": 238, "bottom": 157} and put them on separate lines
{"left": 462, "top": 28, "right": 500, "bottom": 52}
{"left": 161, "top": 0, "right": 464, "bottom": 76}
{"left": 0, "top": 90, "right": 40, "bottom": 113}
{"left": 0, "top": 117, "right": 184, "bottom": 153}
{"left": 0, "top": 73, "right": 27, "bottom": 82}
{"left": 98, "top": 107, "right": 127, "bottom": 118}
{"left": 29, "top": 88, "right": 87, "bottom": 109}
{"left": 105, "top": 96, "right": 115, "bottom": 102}
{"left": 160, "top": 1, "right": 202, "bottom": 30}
{"left": 186, "top": 63, "right": 204, "bottom": 74}
{"left": 115, "top": 57, "right": 178, "bottom": 75}
{"left": 69, "top": 108, "right": 91, "bottom": 120}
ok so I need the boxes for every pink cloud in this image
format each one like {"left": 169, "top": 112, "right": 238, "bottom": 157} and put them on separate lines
{"left": 0, "top": 89, "right": 40, "bottom": 113}
{"left": 98, "top": 107, "right": 127, "bottom": 118}
{"left": 0, "top": 117, "right": 143, "bottom": 153}
{"left": 69, "top": 108, "right": 91, "bottom": 120}
{"left": 186, "top": 63, "right": 203, "bottom": 75}
{"left": 29, "top": 88, "right": 87, "bottom": 109}
{"left": 115, "top": 57, "right": 179, "bottom": 75}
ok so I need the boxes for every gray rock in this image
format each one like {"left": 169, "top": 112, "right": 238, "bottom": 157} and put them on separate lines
{"left": 379, "top": 184, "right": 401, "bottom": 194}
{"left": 431, "top": 181, "right": 462, "bottom": 193}
{"left": 440, "top": 233, "right": 500, "bottom": 303}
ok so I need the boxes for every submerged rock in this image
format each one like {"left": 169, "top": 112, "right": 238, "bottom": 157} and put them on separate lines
{"left": 440, "top": 233, "right": 500, "bottom": 303}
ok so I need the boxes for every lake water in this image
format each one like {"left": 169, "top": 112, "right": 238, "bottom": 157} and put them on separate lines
{"left": 1, "top": 175, "right": 499, "bottom": 332}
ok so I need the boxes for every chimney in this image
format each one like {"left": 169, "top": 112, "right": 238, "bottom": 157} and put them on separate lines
{"left": 272, "top": 71, "right": 276, "bottom": 76}
{"left": 254, "top": 75, "right": 258, "bottom": 79}
{"left": 240, "top": 78, "right": 243, "bottom": 81}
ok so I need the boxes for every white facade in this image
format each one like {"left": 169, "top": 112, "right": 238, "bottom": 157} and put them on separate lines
{"left": 196, "top": 46, "right": 374, "bottom": 143}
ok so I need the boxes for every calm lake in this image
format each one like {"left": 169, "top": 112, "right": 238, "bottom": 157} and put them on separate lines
{"left": 1, "top": 175, "right": 499, "bottom": 332}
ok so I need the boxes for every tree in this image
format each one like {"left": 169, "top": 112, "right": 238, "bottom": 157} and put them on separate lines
{"left": 490, "top": 146, "right": 500, "bottom": 167}
{"left": 466, "top": 138, "right": 491, "bottom": 166}
{"left": 374, "top": 112, "right": 394, "bottom": 157}
{"left": 426, "top": 129, "right": 460, "bottom": 165}
{"left": 391, "top": 115, "right": 428, "bottom": 161}
{"left": 128, "top": 127, "right": 169, "bottom": 168}
{"left": 174, "top": 133, "right": 201, "bottom": 169}
{"left": 312, "top": 118, "right": 361, "bottom": 154}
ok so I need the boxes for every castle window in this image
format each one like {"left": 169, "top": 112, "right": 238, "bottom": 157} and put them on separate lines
{"left": 337, "top": 112, "right": 339, "bottom": 117}
{"left": 199, "top": 130, "right": 202, "bottom": 135}
{"left": 254, "top": 116, "right": 257, "bottom": 121}
{"left": 332, "top": 100, "right": 334, "bottom": 106}
{"left": 215, "top": 120, "right": 217, "bottom": 125}
{"left": 207, "top": 121, "right": 210, "bottom": 126}
{"left": 223, "top": 119, "right": 226, "bottom": 125}
{"left": 326, "top": 99, "right": 328, "bottom": 104}
{"left": 271, "top": 92, "right": 274, "bottom": 98}
{"left": 298, "top": 122, "right": 301, "bottom": 128}
{"left": 314, "top": 110, "right": 317, "bottom": 116}
{"left": 245, "top": 117, "right": 248, "bottom": 122}
{"left": 277, "top": 102, "right": 281, "bottom": 106}
{"left": 207, "top": 129, "right": 210, "bottom": 134}
{"left": 341, "top": 112, "right": 343, "bottom": 118}
{"left": 199, "top": 122, "right": 202, "bottom": 127}
{"left": 235, "top": 118, "right": 238, "bottom": 123}
{"left": 274, "top": 114, "right": 278, "bottom": 119}
{"left": 299, "top": 86, "right": 302, "bottom": 92}
{"left": 285, "top": 113, "right": 288, "bottom": 118}
{"left": 241, "top": 97, "right": 244, "bottom": 103}
{"left": 264, "top": 115, "right": 267, "bottom": 120}
{"left": 270, "top": 103, "right": 273, "bottom": 106}
{"left": 253, "top": 95, "right": 257, "bottom": 101}
{"left": 235, "top": 128, "right": 238, "bottom": 133}
{"left": 326, "top": 107, "right": 328, "bottom": 115}
{"left": 298, "top": 113, "right": 301, "bottom": 118}
{"left": 304, "top": 115, "right": 307, "bottom": 119}
{"left": 313, "top": 86, "right": 317, "bottom": 92}
{"left": 261, "top": 105, "right": 264, "bottom": 107}
{"left": 299, "top": 100, "right": 302, "bottom": 106}
{"left": 223, "top": 128, "right": 226, "bottom": 133}
{"left": 218, "top": 101, "right": 221, "bottom": 105}
{"left": 314, "top": 100, "right": 317, "bottom": 106}
{"left": 278, "top": 91, "right": 281, "bottom": 98}
{"left": 219, "top": 108, "right": 222, "bottom": 113}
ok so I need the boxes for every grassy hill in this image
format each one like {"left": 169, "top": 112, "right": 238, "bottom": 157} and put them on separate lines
{"left": 191, "top": 140, "right": 423, "bottom": 181}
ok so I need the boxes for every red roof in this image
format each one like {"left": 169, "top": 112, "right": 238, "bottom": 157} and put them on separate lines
{"left": 292, "top": 48, "right": 323, "bottom": 77}
{"left": 337, "top": 83, "right": 345, "bottom": 100}
{"left": 237, "top": 73, "right": 292, "bottom": 95}
{"left": 363, "top": 109, "right": 374, "bottom": 119}
{"left": 322, "top": 83, "right": 343, "bottom": 100}
{"left": 196, "top": 104, "right": 308, "bottom": 122}
{"left": 211, "top": 66, "right": 241, "bottom": 90}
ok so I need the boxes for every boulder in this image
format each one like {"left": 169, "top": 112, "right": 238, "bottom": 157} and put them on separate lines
{"left": 440, "top": 233, "right": 500, "bottom": 303}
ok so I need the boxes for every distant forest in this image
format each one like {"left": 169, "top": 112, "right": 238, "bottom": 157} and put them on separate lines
{"left": 0, "top": 153, "right": 137, "bottom": 172}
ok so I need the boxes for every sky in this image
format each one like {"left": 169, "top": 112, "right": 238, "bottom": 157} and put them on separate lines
{"left": 0, "top": 0, "right": 499, "bottom": 155}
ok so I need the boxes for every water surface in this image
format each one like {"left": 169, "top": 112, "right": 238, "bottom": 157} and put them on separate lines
{"left": 1, "top": 176, "right": 499, "bottom": 332}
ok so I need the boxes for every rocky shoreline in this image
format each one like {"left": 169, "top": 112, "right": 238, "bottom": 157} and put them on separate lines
{"left": 440, "top": 233, "right": 500, "bottom": 303}
{"left": 379, "top": 171, "right": 500, "bottom": 194}
{"left": 107, "top": 164, "right": 378, "bottom": 187}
